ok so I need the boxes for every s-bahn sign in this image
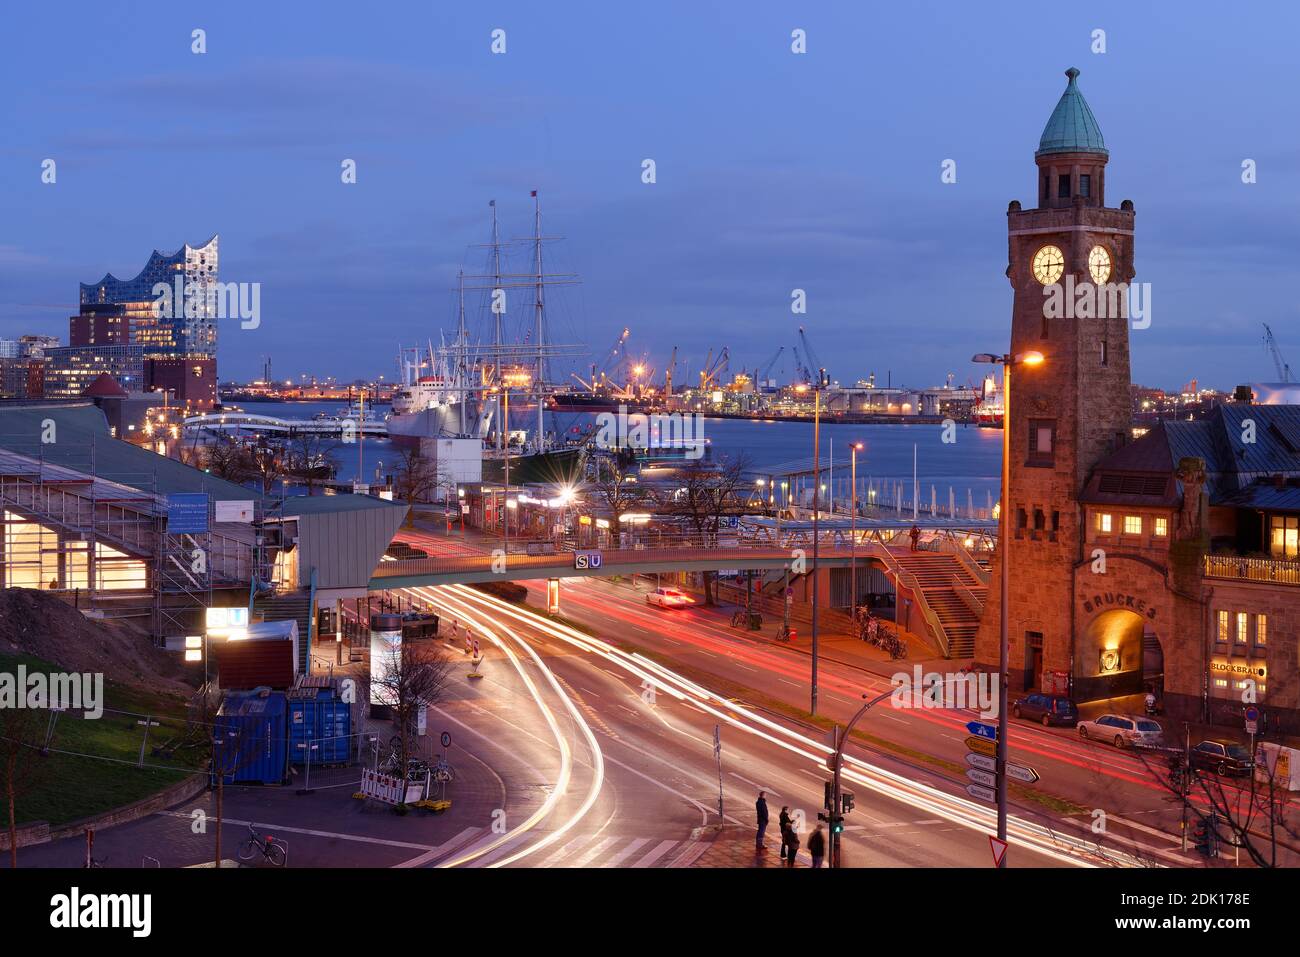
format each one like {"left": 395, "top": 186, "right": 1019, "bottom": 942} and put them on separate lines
{"left": 574, "top": 550, "right": 603, "bottom": 570}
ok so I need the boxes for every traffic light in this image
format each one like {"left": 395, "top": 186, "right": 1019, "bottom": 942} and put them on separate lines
{"left": 1192, "top": 814, "right": 1219, "bottom": 858}
{"left": 830, "top": 815, "right": 844, "bottom": 835}
{"left": 824, "top": 781, "right": 834, "bottom": 811}
{"left": 841, "top": 790, "right": 855, "bottom": 814}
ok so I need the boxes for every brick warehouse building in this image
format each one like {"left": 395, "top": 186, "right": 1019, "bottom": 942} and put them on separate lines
{"left": 974, "top": 69, "right": 1300, "bottom": 735}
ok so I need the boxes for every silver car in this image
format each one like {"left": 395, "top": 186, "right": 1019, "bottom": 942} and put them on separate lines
{"left": 1077, "top": 713, "right": 1163, "bottom": 749}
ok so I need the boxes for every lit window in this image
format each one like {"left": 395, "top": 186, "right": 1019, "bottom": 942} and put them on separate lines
{"left": 1124, "top": 515, "right": 1142, "bottom": 535}
{"left": 1217, "top": 610, "right": 1229, "bottom": 643}
{"left": 1154, "top": 517, "right": 1168, "bottom": 537}
{"left": 1270, "top": 514, "right": 1299, "bottom": 558}
{"left": 1236, "top": 612, "right": 1248, "bottom": 645}
{"left": 1256, "top": 614, "right": 1267, "bottom": 646}
{"left": 1097, "top": 513, "right": 1112, "bottom": 533}
{"left": 1213, "top": 678, "right": 1228, "bottom": 689}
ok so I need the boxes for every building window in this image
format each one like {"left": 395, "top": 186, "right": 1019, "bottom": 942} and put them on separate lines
{"left": 1050, "top": 510, "right": 1059, "bottom": 542}
{"left": 1097, "top": 512, "right": 1113, "bottom": 534}
{"left": 1100, "top": 340, "right": 1108, "bottom": 366}
{"left": 1123, "top": 515, "right": 1142, "bottom": 535}
{"left": 1270, "top": 514, "right": 1299, "bottom": 558}
{"left": 1033, "top": 508, "right": 1045, "bottom": 540}
{"left": 1154, "top": 517, "right": 1168, "bottom": 537}
{"left": 1216, "top": 610, "right": 1229, "bottom": 643}
{"left": 1256, "top": 614, "right": 1267, "bottom": 647}
{"left": 1028, "top": 419, "right": 1055, "bottom": 466}
{"left": 1058, "top": 175, "right": 1071, "bottom": 199}
{"left": 1015, "top": 508, "right": 1027, "bottom": 540}
{"left": 1079, "top": 174, "right": 1091, "bottom": 197}
{"left": 1236, "top": 612, "right": 1248, "bottom": 646}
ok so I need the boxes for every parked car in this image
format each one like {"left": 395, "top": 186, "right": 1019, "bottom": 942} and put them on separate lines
{"left": 646, "top": 587, "right": 695, "bottom": 608}
{"left": 1190, "top": 739, "right": 1254, "bottom": 777}
{"left": 1077, "top": 713, "right": 1163, "bottom": 749}
{"left": 1012, "top": 693, "right": 1078, "bottom": 727}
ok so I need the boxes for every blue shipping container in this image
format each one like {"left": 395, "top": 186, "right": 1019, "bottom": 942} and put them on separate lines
{"left": 215, "top": 692, "right": 288, "bottom": 785}
{"left": 288, "top": 692, "right": 352, "bottom": 765}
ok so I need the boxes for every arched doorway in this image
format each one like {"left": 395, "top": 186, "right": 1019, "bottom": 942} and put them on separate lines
{"left": 1076, "top": 608, "right": 1147, "bottom": 701}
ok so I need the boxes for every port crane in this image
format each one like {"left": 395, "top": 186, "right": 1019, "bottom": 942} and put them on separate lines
{"left": 664, "top": 345, "right": 678, "bottom": 395}
{"left": 698, "top": 347, "right": 730, "bottom": 390}
{"left": 798, "top": 325, "right": 826, "bottom": 382}
{"left": 756, "top": 346, "right": 784, "bottom": 386}
{"left": 1263, "top": 323, "right": 1295, "bottom": 383}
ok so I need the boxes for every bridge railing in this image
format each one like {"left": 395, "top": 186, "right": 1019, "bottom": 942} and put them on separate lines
{"left": 372, "top": 545, "right": 804, "bottom": 580}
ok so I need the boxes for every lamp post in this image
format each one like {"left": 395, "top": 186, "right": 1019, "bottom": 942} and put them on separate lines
{"left": 971, "top": 349, "right": 1043, "bottom": 868}
{"left": 850, "top": 441, "right": 864, "bottom": 624}
{"left": 499, "top": 368, "right": 533, "bottom": 552}
{"left": 796, "top": 371, "right": 827, "bottom": 716}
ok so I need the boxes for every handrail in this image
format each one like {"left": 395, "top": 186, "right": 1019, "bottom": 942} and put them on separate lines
{"left": 869, "top": 530, "right": 952, "bottom": 658}
{"left": 953, "top": 579, "right": 985, "bottom": 617}
{"left": 936, "top": 535, "right": 992, "bottom": 588}
{"left": 1204, "top": 554, "right": 1300, "bottom": 586}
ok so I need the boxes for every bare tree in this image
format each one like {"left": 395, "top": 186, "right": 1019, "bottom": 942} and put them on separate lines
{"left": 656, "top": 453, "right": 751, "bottom": 603}
{"left": 588, "top": 450, "right": 646, "bottom": 548}
{"left": 203, "top": 438, "right": 247, "bottom": 483}
{"left": 285, "top": 433, "right": 338, "bottom": 496}
{"left": 370, "top": 639, "right": 453, "bottom": 786}
{"left": 246, "top": 437, "right": 289, "bottom": 496}
{"left": 391, "top": 447, "right": 441, "bottom": 527}
{"left": 0, "top": 705, "right": 50, "bottom": 867}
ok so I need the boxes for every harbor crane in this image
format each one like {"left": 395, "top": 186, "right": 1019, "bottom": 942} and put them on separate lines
{"left": 698, "top": 347, "right": 730, "bottom": 390}
{"left": 756, "top": 346, "right": 785, "bottom": 386}
{"left": 664, "top": 345, "right": 678, "bottom": 395}
{"left": 1263, "top": 323, "right": 1294, "bottom": 383}
{"left": 798, "top": 325, "right": 826, "bottom": 382}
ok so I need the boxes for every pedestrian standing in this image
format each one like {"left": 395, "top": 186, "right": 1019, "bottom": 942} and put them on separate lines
{"left": 755, "top": 791, "right": 769, "bottom": 850}
{"left": 909, "top": 524, "right": 921, "bottom": 551}
{"left": 808, "top": 825, "right": 826, "bottom": 868}
{"left": 785, "top": 825, "right": 801, "bottom": 866}
{"left": 778, "top": 806, "right": 792, "bottom": 860}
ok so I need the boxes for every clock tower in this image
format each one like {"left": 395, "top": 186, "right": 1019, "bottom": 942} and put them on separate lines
{"left": 975, "top": 68, "right": 1135, "bottom": 694}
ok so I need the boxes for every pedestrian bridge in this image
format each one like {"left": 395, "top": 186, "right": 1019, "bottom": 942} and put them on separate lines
{"left": 183, "top": 411, "right": 388, "bottom": 438}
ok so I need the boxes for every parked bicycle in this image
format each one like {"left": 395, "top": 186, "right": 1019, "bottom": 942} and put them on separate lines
{"left": 730, "top": 610, "right": 763, "bottom": 631}
{"left": 237, "top": 823, "right": 287, "bottom": 866}
{"left": 775, "top": 625, "right": 793, "bottom": 643}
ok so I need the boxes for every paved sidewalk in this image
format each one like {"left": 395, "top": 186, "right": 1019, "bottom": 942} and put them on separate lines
{"left": 689, "top": 825, "right": 812, "bottom": 868}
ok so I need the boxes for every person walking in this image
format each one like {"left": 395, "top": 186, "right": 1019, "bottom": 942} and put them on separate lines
{"left": 755, "top": 791, "right": 769, "bottom": 850}
{"left": 778, "top": 806, "right": 792, "bottom": 860}
{"left": 808, "top": 825, "right": 826, "bottom": 868}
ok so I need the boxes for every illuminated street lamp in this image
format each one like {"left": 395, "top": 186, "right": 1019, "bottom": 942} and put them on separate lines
{"left": 970, "top": 349, "right": 1044, "bottom": 867}
{"left": 850, "top": 441, "right": 864, "bottom": 623}
{"left": 498, "top": 368, "right": 533, "bottom": 550}
{"left": 795, "top": 371, "right": 828, "bottom": 716}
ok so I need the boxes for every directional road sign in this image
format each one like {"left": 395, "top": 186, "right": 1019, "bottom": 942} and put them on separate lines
{"left": 1004, "top": 762, "right": 1040, "bottom": 785}
{"left": 966, "top": 783, "right": 996, "bottom": 803}
{"left": 966, "top": 768, "right": 997, "bottom": 788}
{"left": 966, "top": 752, "right": 997, "bottom": 772}
{"left": 965, "top": 736, "right": 997, "bottom": 757}
{"left": 967, "top": 721, "right": 997, "bottom": 740}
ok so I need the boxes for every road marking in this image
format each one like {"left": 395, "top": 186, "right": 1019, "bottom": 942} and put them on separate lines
{"left": 157, "top": 810, "right": 443, "bottom": 853}
{"left": 728, "top": 771, "right": 773, "bottom": 794}
{"left": 778, "top": 678, "right": 801, "bottom": 688}
{"left": 697, "top": 650, "right": 719, "bottom": 659}
{"left": 394, "top": 827, "right": 486, "bottom": 868}
{"left": 633, "top": 839, "right": 679, "bottom": 868}
{"left": 603, "top": 837, "right": 652, "bottom": 868}
{"left": 579, "top": 687, "right": 602, "bottom": 698}
{"left": 538, "top": 835, "right": 588, "bottom": 868}
{"left": 568, "top": 835, "right": 621, "bottom": 868}
{"left": 880, "top": 713, "right": 909, "bottom": 724}
{"left": 668, "top": 840, "right": 711, "bottom": 868}
{"left": 735, "top": 663, "right": 759, "bottom": 673}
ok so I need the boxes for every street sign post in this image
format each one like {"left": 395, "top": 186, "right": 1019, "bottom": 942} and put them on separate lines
{"left": 1004, "top": 762, "right": 1040, "bottom": 784}
{"left": 965, "top": 752, "right": 997, "bottom": 772}
{"left": 1245, "top": 705, "right": 1260, "bottom": 736}
{"left": 967, "top": 721, "right": 997, "bottom": 740}
{"left": 966, "top": 783, "right": 996, "bottom": 803}
{"left": 965, "top": 736, "right": 997, "bottom": 757}
{"left": 966, "top": 768, "right": 997, "bottom": 788}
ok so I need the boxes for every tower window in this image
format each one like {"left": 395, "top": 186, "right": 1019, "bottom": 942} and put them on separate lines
{"left": 1057, "top": 175, "right": 1071, "bottom": 198}
{"left": 1154, "top": 516, "right": 1168, "bottom": 537}
{"left": 1027, "top": 418, "right": 1056, "bottom": 466}
{"left": 1097, "top": 512, "right": 1113, "bottom": 534}
{"left": 1123, "top": 515, "right": 1142, "bottom": 535}
{"left": 1100, "top": 340, "right": 1108, "bottom": 366}
{"left": 1079, "top": 174, "right": 1091, "bottom": 197}
{"left": 1256, "top": 614, "right": 1268, "bottom": 647}
{"left": 1236, "top": 612, "right": 1248, "bottom": 646}
{"left": 1216, "top": 610, "right": 1229, "bottom": 643}
{"left": 1015, "top": 508, "right": 1027, "bottom": 540}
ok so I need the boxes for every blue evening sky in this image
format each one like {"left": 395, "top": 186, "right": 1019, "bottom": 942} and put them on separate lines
{"left": 1, "top": 1, "right": 1296, "bottom": 389}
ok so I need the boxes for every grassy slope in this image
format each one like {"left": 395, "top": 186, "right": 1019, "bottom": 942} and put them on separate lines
{"left": 1, "top": 651, "right": 204, "bottom": 827}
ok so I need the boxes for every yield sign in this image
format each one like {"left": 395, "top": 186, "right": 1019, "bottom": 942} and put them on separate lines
{"left": 989, "top": 836, "right": 1008, "bottom": 867}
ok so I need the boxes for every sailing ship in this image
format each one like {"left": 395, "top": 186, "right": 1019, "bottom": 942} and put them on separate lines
{"left": 385, "top": 193, "right": 590, "bottom": 484}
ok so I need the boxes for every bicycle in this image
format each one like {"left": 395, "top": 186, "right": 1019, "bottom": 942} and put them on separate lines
{"left": 237, "top": 823, "right": 287, "bottom": 866}
{"left": 775, "top": 625, "right": 793, "bottom": 642}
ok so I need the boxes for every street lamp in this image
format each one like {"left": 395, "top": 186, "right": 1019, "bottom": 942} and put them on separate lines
{"left": 970, "top": 349, "right": 1044, "bottom": 868}
{"left": 499, "top": 368, "right": 534, "bottom": 551}
{"left": 795, "top": 371, "right": 828, "bottom": 716}
{"left": 850, "top": 441, "right": 864, "bottom": 624}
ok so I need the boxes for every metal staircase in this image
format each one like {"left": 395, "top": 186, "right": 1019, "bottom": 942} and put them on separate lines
{"left": 887, "top": 550, "right": 988, "bottom": 657}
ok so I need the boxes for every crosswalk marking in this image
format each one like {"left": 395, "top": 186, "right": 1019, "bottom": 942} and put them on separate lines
{"left": 667, "top": 841, "right": 710, "bottom": 868}
{"left": 632, "top": 839, "right": 679, "bottom": 868}
{"left": 568, "top": 835, "right": 621, "bottom": 868}
{"left": 602, "top": 837, "right": 651, "bottom": 867}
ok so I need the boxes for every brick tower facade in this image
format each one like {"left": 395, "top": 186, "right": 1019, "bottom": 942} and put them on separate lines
{"left": 975, "top": 68, "right": 1136, "bottom": 696}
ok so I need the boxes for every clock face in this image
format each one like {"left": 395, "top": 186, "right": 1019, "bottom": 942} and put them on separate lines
{"left": 1088, "top": 245, "right": 1112, "bottom": 284}
{"left": 1032, "top": 245, "right": 1065, "bottom": 285}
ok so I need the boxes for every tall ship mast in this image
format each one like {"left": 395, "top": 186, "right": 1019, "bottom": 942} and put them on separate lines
{"left": 386, "top": 192, "right": 588, "bottom": 483}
